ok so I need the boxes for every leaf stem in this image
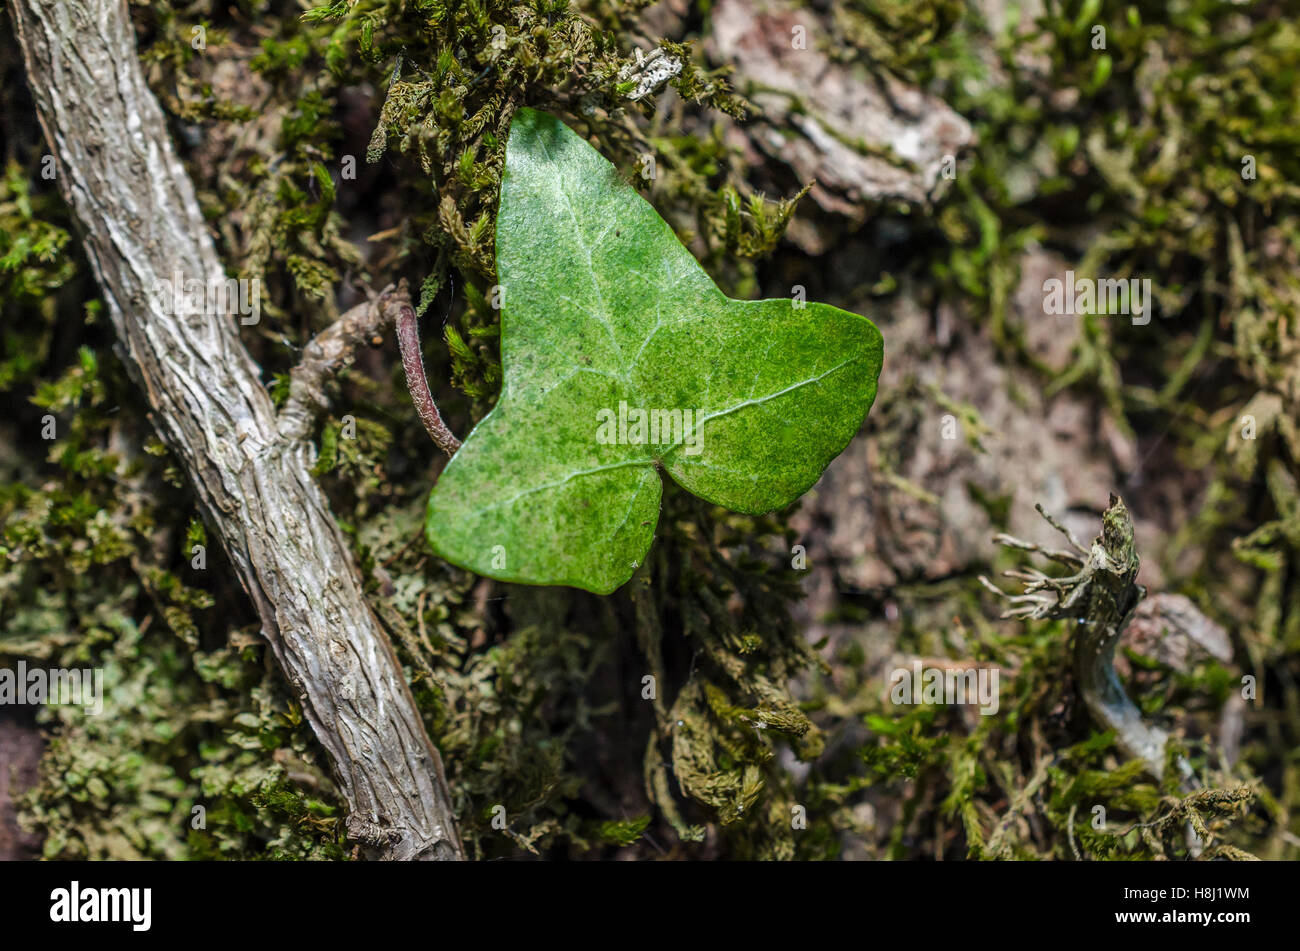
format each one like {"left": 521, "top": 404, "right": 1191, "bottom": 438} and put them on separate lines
{"left": 395, "top": 299, "right": 462, "bottom": 456}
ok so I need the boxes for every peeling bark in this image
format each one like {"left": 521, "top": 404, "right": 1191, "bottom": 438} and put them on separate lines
{"left": 707, "top": 0, "right": 976, "bottom": 252}
{"left": 8, "top": 0, "right": 464, "bottom": 860}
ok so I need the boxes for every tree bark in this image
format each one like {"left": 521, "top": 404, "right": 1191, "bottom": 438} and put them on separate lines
{"left": 8, "top": 0, "right": 464, "bottom": 860}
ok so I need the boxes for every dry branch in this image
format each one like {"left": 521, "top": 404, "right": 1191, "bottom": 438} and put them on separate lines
{"left": 394, "top": 299, "right": 462, "bottom": 456}
{"left": 279, "top": 283, "right": 406, "bottom": 444}
{"left": 981, "top": 496, "right": 1195, "bottom": 786}
{"left": 9, "top": 0, "right": 464, "bottom": 860}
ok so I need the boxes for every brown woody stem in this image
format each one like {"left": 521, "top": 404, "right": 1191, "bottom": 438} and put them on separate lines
{"left": 395, "top": 301, "right": 462, "bottom": 455}
{"left": 279, "top": 283, "right": 403, "bottom": 442}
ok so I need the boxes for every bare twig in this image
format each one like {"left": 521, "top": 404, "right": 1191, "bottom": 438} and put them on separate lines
{"left": 277, "top": 278, "right": 462, "bottom": 454}
{"left": 278, "top": 282, "right": 404, "bottom": 442}
{"left": 983, "top": 496, "right": 1194, "bottom": 787}
{"left": 989, "top": 501, "right": 1212, "bottom": 859}
{"left": 395, "top": 299, "right": 462, "bottom": 455}
{"left": 1033, "top": 502, "right": 1089, "bottom": 554}
{"left": 990, "top": 533, "right": 1085, "bottom": 569}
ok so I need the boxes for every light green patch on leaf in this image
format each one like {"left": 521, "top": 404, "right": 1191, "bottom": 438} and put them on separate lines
{"left": 426, "top": 109, "right": 883, "bottom": 594}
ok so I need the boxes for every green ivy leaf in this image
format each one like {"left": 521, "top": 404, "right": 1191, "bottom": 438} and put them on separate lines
{"left": 425, "top": 108, "right": 883, "bottom": 594}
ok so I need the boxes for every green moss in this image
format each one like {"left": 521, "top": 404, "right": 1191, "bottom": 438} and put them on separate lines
{"left": 3, "top": 0, "right": 1297, "bottom": 861}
